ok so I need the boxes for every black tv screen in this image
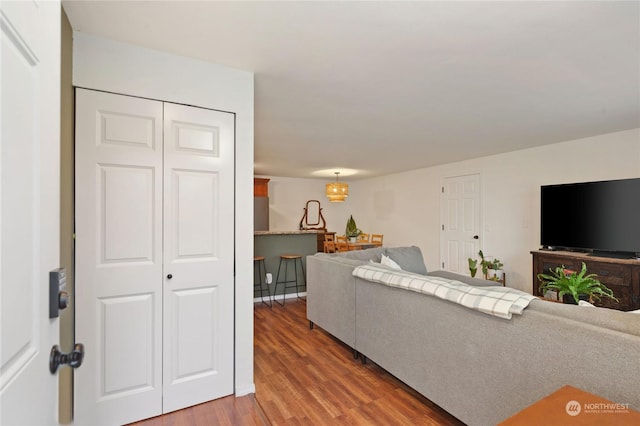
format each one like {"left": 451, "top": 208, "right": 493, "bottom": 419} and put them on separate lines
{"left": 541, "top": 178, "right": 640, "bottom": 256}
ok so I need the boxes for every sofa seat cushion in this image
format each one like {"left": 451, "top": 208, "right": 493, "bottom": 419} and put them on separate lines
{"left": 353, "top": 263, "right": 535, "bottom": 319}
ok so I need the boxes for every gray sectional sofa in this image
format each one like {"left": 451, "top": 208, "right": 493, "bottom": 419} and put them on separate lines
{"left": 306, "top": 246, "right": 640, "bottom": 425}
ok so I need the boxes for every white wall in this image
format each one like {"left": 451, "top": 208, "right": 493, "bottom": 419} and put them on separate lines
{"left": 257, "top": 175, "right": 357, "bottom": 234}
{"left": 268, "top": 129, "right": 640, "bottom": 293}
{"left": 73, "top": 33, "right": 255, "bottom": 395}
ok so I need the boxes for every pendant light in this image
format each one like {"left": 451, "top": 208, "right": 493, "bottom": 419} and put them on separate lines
{"left": 326, "top": 172, "right": 349, "bottom": 202}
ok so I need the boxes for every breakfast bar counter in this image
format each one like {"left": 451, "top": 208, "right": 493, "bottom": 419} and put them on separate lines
{"left": 254, "top": 230, "right": 322, "bottom": 299}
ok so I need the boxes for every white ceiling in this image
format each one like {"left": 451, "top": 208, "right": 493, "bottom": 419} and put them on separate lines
{"left": 62, "top": 1, "right": 640, "bottom": 180}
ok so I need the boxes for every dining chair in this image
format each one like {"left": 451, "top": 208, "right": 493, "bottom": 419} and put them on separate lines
{"left": 335, "top": 235, "right": 349, "bottom": 252}
{"left": 371, "top": 234, "right": 383, "bottom": 246}
{"left": 358, "top": 233, "right": 370, "bottom": 243}
{"left": 323, "top": 233, "right": 336, "bottom": 253}
{"left": 323, "top": 240, "right": 336, "bottom": 253}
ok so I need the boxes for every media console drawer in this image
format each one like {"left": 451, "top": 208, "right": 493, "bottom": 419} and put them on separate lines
{"left": 531, "top": 250, "right": 640, "bottom": 311}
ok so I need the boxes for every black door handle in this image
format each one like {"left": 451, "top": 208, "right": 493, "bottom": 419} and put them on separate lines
{"left": 167, "top": 274, "right": 173, "bottom": 279}
{"left": 473, "top": 235, "right": 479, "bottom": 240}
{"left": 50, "top": 343, "right": 84, "bottom": 374}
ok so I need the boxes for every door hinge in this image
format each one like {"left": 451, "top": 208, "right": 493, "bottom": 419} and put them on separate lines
{"left": 442, "top": 186, "right": 444, "bottom": 193}
{"left": 442, "top": 262, "right": 445, "bottom": 268}
{"left": 442, "top": 224, "right": 444, "bottom": 231}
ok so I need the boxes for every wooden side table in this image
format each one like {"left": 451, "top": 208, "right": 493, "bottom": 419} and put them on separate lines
{"left": 499, "top": 385, "right": 640, "bottom": 425}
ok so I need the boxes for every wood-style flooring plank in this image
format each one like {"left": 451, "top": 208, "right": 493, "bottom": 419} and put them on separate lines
{"left": 131, "top": 299, "right": 463, "bottom": 426}
{"left": 254, "top": 299, "right": 464, "bottom": 426}
{"left": 128, "top": 394, "right": 266, "bottom": 426}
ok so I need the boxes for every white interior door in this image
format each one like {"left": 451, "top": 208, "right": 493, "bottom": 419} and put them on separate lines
{"left": 0, "top": 1, "right": 61, "bottom": 424}
{"left": 75, "top": 90, "right": 235, "bottom": 424}
{"left": 75, "top": 89, "right": 164, "bottom": 425}
{"left": 440, "top": 174, "right": 481, "bottom": 275}
{"left": 162, "top": 103, "right": 235, "bottom": 413}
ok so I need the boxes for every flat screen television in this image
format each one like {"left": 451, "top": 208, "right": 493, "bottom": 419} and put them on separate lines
{"left": 540, "top": 178, "right": 640, "bottom": 258}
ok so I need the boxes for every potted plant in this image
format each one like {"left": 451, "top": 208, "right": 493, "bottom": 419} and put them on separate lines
{"left": 468, "top": 258, "right": 478, "bottom": 278}
{"left": 488, "top": 258, "right": 504, "bottom": 281}
{"left": 537, "top": 262, "right": 619, "bottom": 305}
{"left": 345, "top": 215, "right": 361, "bottom": 243}
{"left": 478, "top": 250, "right": 491, "bottom": 279}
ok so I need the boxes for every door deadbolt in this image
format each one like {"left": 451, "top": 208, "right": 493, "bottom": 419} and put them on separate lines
{"left": 50, "top": 343, "right": 85, "bottom": 374}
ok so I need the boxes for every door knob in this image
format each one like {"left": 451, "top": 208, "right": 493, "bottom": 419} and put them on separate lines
{"left": 167, "top": 274, "right": 173, "bottom": 279}
{"left": 50, "top": 343, "right": 84, "bottom": 374}
{"left": 473, "top": 235, "right": 479, "bottom": 240}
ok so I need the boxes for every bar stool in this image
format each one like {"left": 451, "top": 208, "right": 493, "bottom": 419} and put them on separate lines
{"left": 274, "top": 254, "right": 306, "bottom": 307}
{"left": 254, "top": 256, "right": 272, "bottom": 308}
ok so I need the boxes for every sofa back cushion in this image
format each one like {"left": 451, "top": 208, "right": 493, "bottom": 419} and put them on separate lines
{"left": 340, "top": 247, "right": 385, "bottom": 262}
{"left": 385, "top": 246, "right": 428, "bottom": 275}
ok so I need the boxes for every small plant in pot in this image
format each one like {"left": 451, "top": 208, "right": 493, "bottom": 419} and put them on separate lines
{"left": 487, "top": 258, "right": 504, "bottom": 281}
{"left": 345, "top": 215, "right": 361, "bottom": 243}
{"left": 537, "top": 262, "right": 619, "bottom": 305}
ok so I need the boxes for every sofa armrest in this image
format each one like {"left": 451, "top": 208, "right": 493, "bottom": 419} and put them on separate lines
{"left": 306, "top": 254, "right": 362, "bottom": 347}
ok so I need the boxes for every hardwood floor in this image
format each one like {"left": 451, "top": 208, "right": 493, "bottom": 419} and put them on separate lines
{"left": 131, "top": 299, "right": 463, "bottom": 425}
{"left": 254, "top": 299, "right": 463, "bottom": 425}
{"left": 129, "top": 394, "right": 267, "bottom": 426}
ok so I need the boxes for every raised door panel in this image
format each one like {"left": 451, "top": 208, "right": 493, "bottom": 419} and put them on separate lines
{"left": 99, "top": 294, "right": 155, "bottom": 396}
{"left": 99, "top": 165, "right": 155, "bottom": 264}
{"left": 75, "top": 89, "right": 163, "bottom": 425}
{"left": 168, "top": 288, "right": 218, "bottom": 381}
{"left": 172, "top": 171, "right": 217, "bottom": 259}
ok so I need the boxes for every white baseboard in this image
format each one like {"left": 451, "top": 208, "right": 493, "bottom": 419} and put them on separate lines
{"left": 253, "top": 292, "right": 307, "bottom": 303}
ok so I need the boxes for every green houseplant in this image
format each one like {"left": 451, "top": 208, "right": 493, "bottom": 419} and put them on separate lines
{"left": 478, "top": 250, "right": 496, "bottom": 279}
{"left": 467, "top": 258, "right": 478, "bottom": 278}
{"left": 537, "top": 262, "right": 619, "bottom": 305}
{"left": 488, "top": 258, "right": 504, "bottom": 281}
{"left": 345, "top": 215, "right": 361, "bottom": 242}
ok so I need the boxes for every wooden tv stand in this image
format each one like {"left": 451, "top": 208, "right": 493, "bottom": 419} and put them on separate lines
{"left": 531, "top": 250, "right": 640, "bottom": 311}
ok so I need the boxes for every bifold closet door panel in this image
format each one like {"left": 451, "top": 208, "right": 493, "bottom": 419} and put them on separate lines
{"left": 161, "top": 103, "right": 235, "bottom": 413}
{"left": 75, "top": 88, "right": 164, "bottom": 426}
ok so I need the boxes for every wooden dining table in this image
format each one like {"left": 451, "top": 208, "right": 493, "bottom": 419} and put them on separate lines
{"left": 346, "top": 241, "right": 381, "bottom": 251}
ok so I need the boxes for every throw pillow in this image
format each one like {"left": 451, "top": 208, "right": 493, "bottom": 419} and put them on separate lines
{"left": 384, "top": 246, "right": 428, "bottom": 275}
{"left": 380, "top": 254, "right": 402, "bottom": 270}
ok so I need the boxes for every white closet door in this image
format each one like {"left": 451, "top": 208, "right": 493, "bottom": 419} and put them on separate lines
{"left": 75, "top": 89, "right": 164, "bottom": 425}
{"left": 162, "top": 103, "right": 235, "bottom": 413}
{"left": 75, "top": 89, "right": 235, "bottom": 424}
